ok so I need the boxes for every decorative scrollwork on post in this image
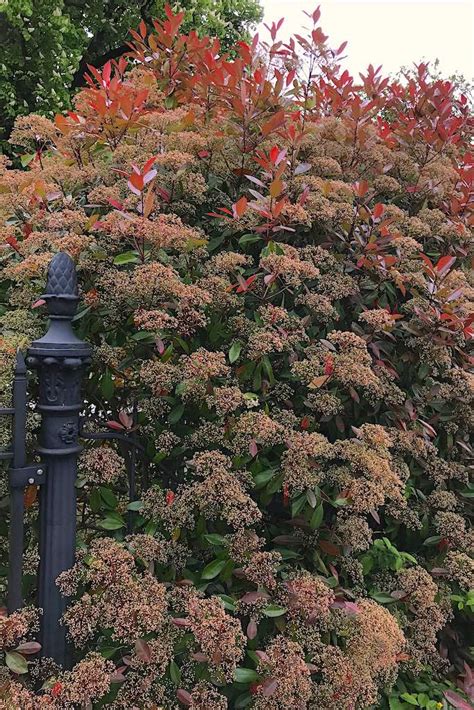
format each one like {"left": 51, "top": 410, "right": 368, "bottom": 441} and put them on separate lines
{"left": 59, "top": 422, "right": 78, "bottom": 445}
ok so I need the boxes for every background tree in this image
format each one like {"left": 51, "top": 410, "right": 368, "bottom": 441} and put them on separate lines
{"left": 0, "top": 0, "right": 262, "bottom": 143}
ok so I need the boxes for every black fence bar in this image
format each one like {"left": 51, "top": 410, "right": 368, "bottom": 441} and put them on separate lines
{"left": 7, "top": 351, "right": 27, "bottom": 613}
{"left": 27, "top": 253, "right": 91, "bottom": 667}
{"left": 5, "top": 252, "right": 146, "bottom": 668}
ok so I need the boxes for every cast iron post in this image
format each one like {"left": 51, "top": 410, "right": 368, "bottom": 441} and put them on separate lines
{"left": 27, "top": 252, "right": 91, "bottom": 667}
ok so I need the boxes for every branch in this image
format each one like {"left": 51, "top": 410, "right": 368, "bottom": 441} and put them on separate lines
{"left": 70, "top": 0, "right": 155, "bottom": 90}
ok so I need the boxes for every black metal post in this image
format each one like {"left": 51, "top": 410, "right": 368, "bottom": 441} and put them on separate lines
{"left": 27, "top": 253, "right": 91, "bottom": 667}
{"left": 7, "top": 351, "right": 27, "bottom": 613}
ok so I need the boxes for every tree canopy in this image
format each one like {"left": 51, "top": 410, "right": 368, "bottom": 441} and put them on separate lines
{"left": 0, "top": 0, "right": 262, "bottom": 141}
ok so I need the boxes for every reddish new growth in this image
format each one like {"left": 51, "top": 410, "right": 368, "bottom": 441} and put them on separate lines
{"left": 0, "top": 1, "right": 472, "bottom": 707}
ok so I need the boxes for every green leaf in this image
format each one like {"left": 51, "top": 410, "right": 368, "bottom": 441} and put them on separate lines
{"left": 309, "top": 503, "right": 324, "bottom": 529}
{"left": 131, "top": 332, "right": 156, "bottom": 342}
{"left": 401, "top": 693, "right": 420, "bottom": 706}
{"left": 238, "top": 233, "right": 261, "bottom": 246}
{"left": 99, "top": 486, "right": 118, "bottom": 509}
{"left": 361, "top": 555, "right": 374, "bottom": 575}
{"left": 169, "top": 660, "right": 181, "bottom": 685}
{"left": 100, "top": 646, "right": 122, "bottom": 659}
{"left": 422, "top": 535, "right": 442, "bottom": 546}
{"left": 100, "top": 370, "right": 114, "bottom": 400}
{"left": 99, "top": 515, "right": 125, "bottom": 530}
{"left": 235, "top": 692, "right": 253, "bottom": 707}
{"left": 6, "top": 651, "right": 28, "bottom": 674}
{"left": 389, "top": 697, "right": 411, "bottom": 710}
{"left": 113, "top": 251, "right": 140, "bottom": 265}
{"left": 266, "top": 472, "right": 285, "bottom": 495}
{"left": 201, "top": 559, "right": 227, "bottom": 580}
{"left": 219, "top": 594, "right": 237, "bottom": 612}
{"left": 72, "top": 305, "right": 91, "bottom": 322}
{"left": 263, "top": 604, "right": 287, "bottom": 617}
{"left": 89, "top": 488, "right": 102, "bottom": 513}
{"left": 234, "top": 668, "right": 260, "bottom": 684}
{"left": 168, "top": 402, "right": 185, "bottom": 424}
{"left": 253, "top": 469, "right": 276, "bottom": 489}
{"left": 261, "top": 355, "right": 275, "bottom": 385}
{"left": 291, "top": 493, "right": 306, "bottom": 517}
{"left": 229, "top": 341, "right": 242, "bottom": 363}
{"left": 370, "top": 592, "right": 397, "bottom": 604}
{"left": 276, "top": 547, "right": 301, "bottom": 560}
{"left": 127, "top": 500, "right": 144, "bottom": 511}
{"left": 207, "top": 235, "right": 225, "bottom": 252}
{"left": 20, "top": 153, "right": 35, "bottom": 168}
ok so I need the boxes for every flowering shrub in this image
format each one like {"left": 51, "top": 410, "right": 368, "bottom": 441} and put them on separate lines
{"left": 0, "top": 5, "right": 473, "bottom": 709}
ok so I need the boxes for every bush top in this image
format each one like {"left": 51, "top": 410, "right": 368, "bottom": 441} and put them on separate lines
{"left": 0, "top": 5, "right": 473, "bottom": 709}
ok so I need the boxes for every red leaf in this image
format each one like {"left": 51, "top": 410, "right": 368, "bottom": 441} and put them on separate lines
{"left": 247, "top": 618, "right": 258, "bottom": 639}
{"left": 191, "top": 652, "right": 208, "bottom": 662}
{"left": 261, "top": 110, "right": 286, "bottom": 137}
{"left": 436, "top": 255, "right": 456, "bottom": 277}
{"left": 249, "top": 439, "right": 258, "bottom": 457}
{"left": 118, "top": 411, "right": 133, "bottom": 429}
{"left": 236, "top": 274, "right": 257, "bottom": 293}
{"left": 51, "top": 682, "right": 63, "bottom": 698}
{"left": 14, "top": 641, "right": 41, "bottom": 655}
{"left": 102, "top": 61, "right": 111, "bottom": 85}
{"left": 240, "top": 591, "right": 270, "bottom": 604}
{"left": 444, "top": 690, "right": 473, "bottom": 710}
{"left": 110, "top": 667, "right": 127, "bottom": 683}
{"left": 354, "top": 179, "right": 369, "bottom": 197}
{"left": 300, "top": 416, "right": 310, "bottom": 430}
{"left": 128, "top": 172, "right": 144, "bottom": 194}
{"left": 24, "top": 485, "right": 37, "bottom": 509}
{"left": 32, "top": 299, "right": 46, "bottom": 309}
{"left": 5, "top": 236, "right": 20, "bottom": 252}
{"left": 156, "top": 185, "right": 171, "bottom": 202}
{"left": 134, "top": 639, "right": 151, "bottom": 663}
{"left": 106, "top": 420, "right": 125, "bottom": 431}
{"left": 172, "top": 617, "right": 191, "bottom": 628}
{"left": 419, "top": 252, "right": 435, "bottom": 274}
{"left": 319, "top": 540, "right": 341, "bottom": 556}
{"left": 177, "top": 689, "right": 193, "bottom": 706}
{"left": 233, "top": 196, "right": 248, "bottom": 218}
{"left": 373, "top": 203, "right": 384, "bottom": 219}
{"left": 330, "top": 600, "right": 360, "bottom": 614}
{"left": 261, "top": 677, "right": 278, "bottom": 697}
{"left": 323, "top": 355, "right": 334, "bottom": 376}
{"left": 108, "top": 199, "right": 124, "bottom": 212}
{"left": 269, "top": 146, "right": 280, "bottom": 164}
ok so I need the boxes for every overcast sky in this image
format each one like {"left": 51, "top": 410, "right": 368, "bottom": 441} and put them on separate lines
{"left": 258, "top": 0, "right": 474, "bottom": 79}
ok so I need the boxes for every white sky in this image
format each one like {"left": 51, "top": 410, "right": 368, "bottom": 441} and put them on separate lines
{"left": 258, "top": 0, "right": 474, "bottom": 79}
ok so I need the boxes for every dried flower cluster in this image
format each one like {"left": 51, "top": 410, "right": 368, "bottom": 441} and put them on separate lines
{"left": 0, "top": 3, "right": 472, "bottom": 708}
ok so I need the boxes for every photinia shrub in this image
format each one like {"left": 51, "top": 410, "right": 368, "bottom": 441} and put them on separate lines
{"left": 0, "top": 5, "right": 473, "bottom": 709}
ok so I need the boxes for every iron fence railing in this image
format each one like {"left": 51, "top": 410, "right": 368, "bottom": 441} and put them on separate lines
{"left": 2, "top": 252, "right": 143, "bottom": 668}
